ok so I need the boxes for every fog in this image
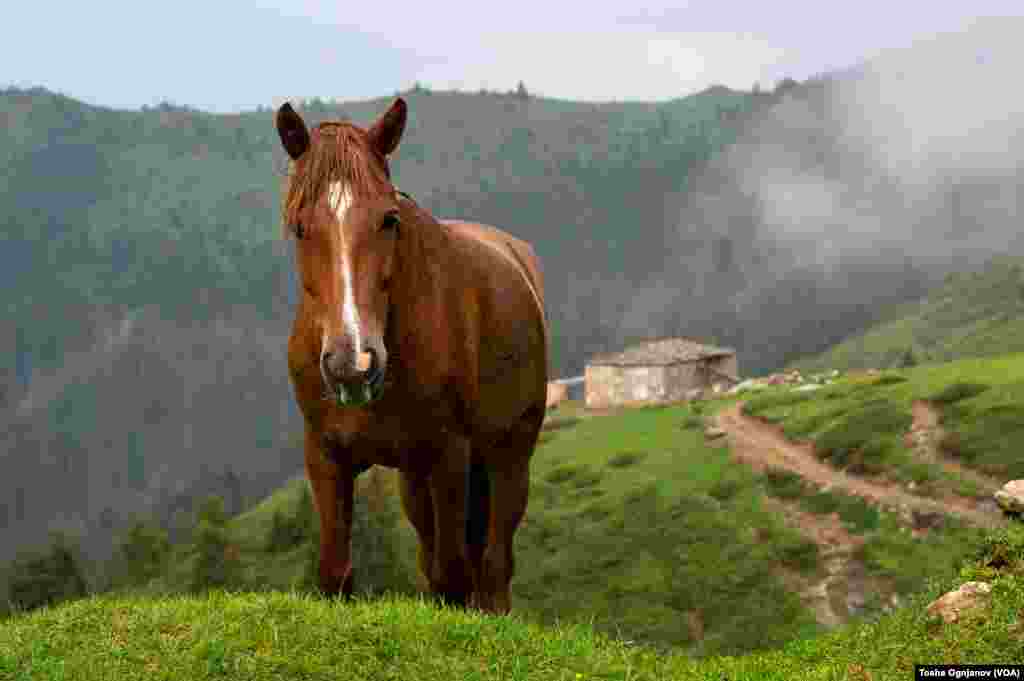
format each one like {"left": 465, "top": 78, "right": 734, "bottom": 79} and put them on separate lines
{"left": 608, "top": 18, "right": 1024, "bottom": 366}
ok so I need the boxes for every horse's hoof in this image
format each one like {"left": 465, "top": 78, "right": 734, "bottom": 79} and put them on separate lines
{"left": 320, "top": 569, "right": 355, "bottom": 600}
{"left": 434, "top": 589, "right": 470, "bottom": 609}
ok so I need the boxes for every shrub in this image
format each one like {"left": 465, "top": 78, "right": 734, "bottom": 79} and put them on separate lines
{"left": 116, "top": 519, "right": 170, "bottom": 586}
{"left": 760, "top": 467, "right": 805, "bottom": 499}
{"left": 267, "top": 486, "right": 315, "bottom": 553}
{"left": 607, "top": 451, "right": 646, "bottom": 468}
{"left": 815, "top": 401, "right": 910, "bottom": 468}
{"left": 742, "top": 391, "right": 812, "bottom": 417}
{"left": 680, "top": 414, "right": 704, "bottom": 430}
{"left": 929, "top": 382, "right": 989, "bottom": 405}
{"left": 6, "top": 532, "right": 88, "bottom": 613}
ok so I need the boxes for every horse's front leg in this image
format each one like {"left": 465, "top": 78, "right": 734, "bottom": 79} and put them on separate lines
{"left": 304, "top": 429, "right": 355, "bottom": 597}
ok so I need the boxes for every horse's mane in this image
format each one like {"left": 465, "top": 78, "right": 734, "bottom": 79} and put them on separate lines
{"left": 280, "top": 121, "right": 392, "bottom": 238}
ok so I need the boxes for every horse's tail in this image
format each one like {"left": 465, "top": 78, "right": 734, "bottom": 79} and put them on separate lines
{"left": 464, "top": 457, "right": 490, "bottom": 549}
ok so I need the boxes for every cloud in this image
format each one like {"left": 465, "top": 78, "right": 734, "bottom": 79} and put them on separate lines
{"left": 410, "top": 30, "right": 792, "bottom": 100}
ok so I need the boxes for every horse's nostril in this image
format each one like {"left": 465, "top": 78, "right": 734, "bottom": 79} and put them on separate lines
{"left": 322, "top": 351, "right": 343, "bottom": 379}
{"left": 355, "top": 350, "right": 373, "bottom": 374}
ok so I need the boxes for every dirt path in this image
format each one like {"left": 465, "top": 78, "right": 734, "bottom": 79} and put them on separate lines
{"left": 714, "top": 400, "right": 1006, "bottom": 628}
{"left": 715, "top": 402, "right": 1002, "bottom": 530}
{"left": 907, "top": 400, "right": 1004, "bottom": 498}
{"left": 758, "top": 495, "right": 871, "bottom": 628}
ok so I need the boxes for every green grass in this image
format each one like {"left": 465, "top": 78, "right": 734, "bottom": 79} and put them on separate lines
{"left": 115, "top": 399, "right": 823, "bottom": 657}
{"left": 129, "top": 471, "right": 420, "bottom": 602}
{"left": 77, "top": 374, "right": 1007, "bottom": 669}
{"left": 760, "top": 468, "right": 881, "bottom": 533}
{"left": 516, "top": 401, "right": 823, "bottom": 656}
{"left": 112, "top": 391, "right": 996, "bottom": 660}
{"left": 2, "top": 525, "right": 1021, "bottom": 680}
{"left": 744, "top": 354, "right": 1024, "bottom": 487}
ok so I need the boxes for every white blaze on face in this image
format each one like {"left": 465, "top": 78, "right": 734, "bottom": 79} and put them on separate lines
{"left": 328, "top": 181, "right": 362, "bottom": 360}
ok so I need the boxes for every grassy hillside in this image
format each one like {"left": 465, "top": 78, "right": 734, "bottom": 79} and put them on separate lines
{"left": 790, "top": 256, "right": 1024, "bottom": 374}
{"left": 752, "top": 352, "right": 1024, "bottom": 489}
{"left": 6, "top": 352, "right": 1024, "bottom": 677}
{"left": 1, "top": 525, "right": 1021, "bottom": 680}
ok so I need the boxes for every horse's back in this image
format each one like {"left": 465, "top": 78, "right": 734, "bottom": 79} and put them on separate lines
{"left": 441, "top": 219, "right": 546, "bottom": 328}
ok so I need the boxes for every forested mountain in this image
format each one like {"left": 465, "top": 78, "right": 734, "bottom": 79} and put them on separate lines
{"left": 3, "top": 59, "right": 1021, "bottom": 574}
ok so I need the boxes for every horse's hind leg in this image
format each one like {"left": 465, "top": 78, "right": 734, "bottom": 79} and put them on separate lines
{"left": 426, "top": 438, "right": 474, "bottom": 606}
{"left": 478, "top": 405, "right": 543, "bottom": 614}
{"left": 398, "top": 469, "right": 434, "bottom": 592}
{"left": 465, "top": 451, "right": 490, "bottom": 610}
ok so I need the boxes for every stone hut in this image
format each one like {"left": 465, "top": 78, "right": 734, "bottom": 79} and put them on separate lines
{"left": 584, "top": 338, "right": 739, "bottom": 409}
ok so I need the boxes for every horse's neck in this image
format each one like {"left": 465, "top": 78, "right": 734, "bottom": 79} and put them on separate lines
{"left": 392, "top": 207, "right": 450, "bottom": 325}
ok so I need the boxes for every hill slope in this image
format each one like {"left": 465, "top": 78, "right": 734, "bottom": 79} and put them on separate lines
{"left": 791, "top": 256, "right": 1024, "bottom": 373}
{"left": 122, "top": 372, "right": 1005, "bottom": 658}
{"left": 2, "top": 525, "right": 1021, "bottom": 680}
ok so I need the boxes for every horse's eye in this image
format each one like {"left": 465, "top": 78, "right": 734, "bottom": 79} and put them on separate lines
{"left": 380, "top": 213, "right": 400, "bottom": 234}
{"left": 293, "top": 222, "right": 305, "bottom": 239}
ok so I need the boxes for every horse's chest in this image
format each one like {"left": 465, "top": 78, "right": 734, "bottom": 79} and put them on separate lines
{"left": 322, "top": 398, "right": 461, "bottom": 471}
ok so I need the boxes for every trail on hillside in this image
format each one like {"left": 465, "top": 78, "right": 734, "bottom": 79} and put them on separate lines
{"left": 714, "top": 400, "right": 1005, "bottom": 629}
{"left": 714, "top": 402, "right": 1002, "bottom": 530}
{"left": 907, "top": 400, "right": 1004, "bottom": 497}
{"left": 758, "top": 494, "right": 869, "bottom": 629}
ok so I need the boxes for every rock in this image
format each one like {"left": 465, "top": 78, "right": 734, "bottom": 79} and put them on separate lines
{"left": 546, "top": 382, "right": 568, "bottom": 410}
{"left": 685, "top": 388, "right": 705, "bottom": 401}
{"left": 729, "top": 379, "right": 766, "bottom": 394}
{"left": 704, "top": 427, "right": 726, "bottom": 440}
{"left": 926, "top": 581, "right": 992, "bottom": 623}
{"left": 995, "top": 480, "right": 1024, "bottom": 515}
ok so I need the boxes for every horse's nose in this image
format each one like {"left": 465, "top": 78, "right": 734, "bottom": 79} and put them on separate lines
{"left": 322, "top": 347, "right": 380, "bottom": 385}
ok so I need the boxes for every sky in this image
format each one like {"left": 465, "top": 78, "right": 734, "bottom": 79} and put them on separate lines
{"left": 4, "top": 1, "right": 1021, "bottom": 113}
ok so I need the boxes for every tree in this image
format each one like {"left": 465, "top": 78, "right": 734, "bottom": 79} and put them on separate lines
{"left": 774, "top": 78, "right": 799, "bottom": 95}
{"left": 115, "top": 519, "right": 170, "bottom": 586}
{"left": 189, "top": 495, "right": 240, "bottom": 592}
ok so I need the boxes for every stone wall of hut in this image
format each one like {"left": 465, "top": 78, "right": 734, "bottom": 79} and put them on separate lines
{"left": 584, "top": 354, "right": 739, "bottom": 408}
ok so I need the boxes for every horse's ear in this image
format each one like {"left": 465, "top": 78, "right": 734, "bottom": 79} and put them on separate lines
{"left": 367, "top": 98, "right": 407, "bottom": 157}
{"left": 276, "top": 102, "right": 310, "bottom": 160}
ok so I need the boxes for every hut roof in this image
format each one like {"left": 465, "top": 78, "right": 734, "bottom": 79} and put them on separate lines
{"left": 588, "top": 338, "right": 735, "bottom": 367}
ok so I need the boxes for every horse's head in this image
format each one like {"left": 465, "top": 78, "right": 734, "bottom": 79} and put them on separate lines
{"left": 276, "top": 99, "right": 408, "bottom": 407}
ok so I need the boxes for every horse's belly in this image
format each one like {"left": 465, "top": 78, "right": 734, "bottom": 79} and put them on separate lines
{"left": 476, "top": 352, "right": 546, "bottom": 433}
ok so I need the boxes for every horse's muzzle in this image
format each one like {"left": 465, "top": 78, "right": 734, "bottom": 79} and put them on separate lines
{"left": 322, "top": 347, "right": 387, "bottom": 407}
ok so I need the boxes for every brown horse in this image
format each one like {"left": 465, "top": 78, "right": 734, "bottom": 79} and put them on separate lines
{"left": 274, "top": 98, "right": 547, "bottom": 613}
